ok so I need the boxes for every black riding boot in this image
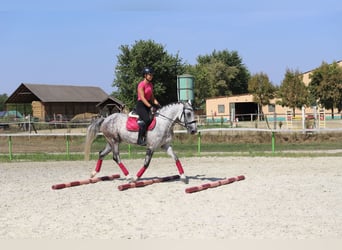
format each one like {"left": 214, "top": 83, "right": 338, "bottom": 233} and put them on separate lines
{"left": 137, "top": 120, "right": 147, "bottom": 146}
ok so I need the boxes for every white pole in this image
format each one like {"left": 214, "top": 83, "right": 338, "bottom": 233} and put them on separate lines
{"left": 301, "top": 106, "right": 305, "bottom": 130}
{"left": 314, "top": 106, "right": 317, "bottom": 128}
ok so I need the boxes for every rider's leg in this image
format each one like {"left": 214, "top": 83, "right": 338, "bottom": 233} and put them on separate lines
{"left": 135, "top": 101, "right": 151, "bottom": 146}
{"left": 136, "top": 148, "right": 154, "bottom": 179}
{"left": 137, "top": 120, "right": 147, "bottom": 146}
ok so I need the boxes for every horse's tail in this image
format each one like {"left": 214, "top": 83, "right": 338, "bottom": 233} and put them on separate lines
{"left": 84, "top": 117, "right": 105, "bottom": 161}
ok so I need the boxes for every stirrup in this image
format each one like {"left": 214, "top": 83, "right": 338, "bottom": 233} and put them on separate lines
{"left": 137, "top": 138, "right": 146, "bottom": 146}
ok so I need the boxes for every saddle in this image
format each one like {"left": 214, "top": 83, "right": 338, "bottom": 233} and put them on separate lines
{"left": 126, "top": 111, "right": 156, "bottom": 132}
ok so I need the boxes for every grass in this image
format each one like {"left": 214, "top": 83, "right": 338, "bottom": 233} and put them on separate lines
{"left": 2, "top": 139, "right": 342, "bottom": 162}
{"left": 1, "top": 130, "right": 342, "bottom": 162}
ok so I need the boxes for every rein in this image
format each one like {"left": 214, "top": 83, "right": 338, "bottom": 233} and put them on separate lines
{"left": 156, "top": 105, "right": 197, "bottom": 129}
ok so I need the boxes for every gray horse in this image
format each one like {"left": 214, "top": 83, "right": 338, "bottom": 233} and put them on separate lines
{"left": 84, "top": 101, "right": 197, "bottom": 183}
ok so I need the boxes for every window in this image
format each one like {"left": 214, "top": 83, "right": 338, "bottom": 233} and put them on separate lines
{"left": 218, "top": 104, "right": 225, "bottom": 113}
{"left": 268, "top": 104, "right": 275, "bottom": 112}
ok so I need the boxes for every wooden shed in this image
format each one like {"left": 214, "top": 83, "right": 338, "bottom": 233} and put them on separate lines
{"left": 97, "top": 96, "right": 125, "bottom": 116}
{"left": 5, "top": 83, "right": 123, "bottom": 121}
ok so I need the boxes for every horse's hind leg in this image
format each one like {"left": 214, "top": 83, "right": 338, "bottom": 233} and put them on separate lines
{"left": 135, "top": 148, "right": 154, "bottom": 180}
{"left": 90, "top": 142, "right": 112, "bottom": 177}
{"left": 111, "top": 141, "right": 133, "bottom": 181}
{"left": 162, "top": 144, "right": 188, "bottom": 184}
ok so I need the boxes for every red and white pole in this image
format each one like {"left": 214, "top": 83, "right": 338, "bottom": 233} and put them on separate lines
{"left": 185, "top": 175, "right": 245, "bottom": 194}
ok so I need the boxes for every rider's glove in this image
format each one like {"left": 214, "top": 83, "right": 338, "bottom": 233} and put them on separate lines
{"left": 152, "top": 103, "right": 162, "bottom": 109}
{"left": 150, "top": 106, "right": 157, "bottom": 114}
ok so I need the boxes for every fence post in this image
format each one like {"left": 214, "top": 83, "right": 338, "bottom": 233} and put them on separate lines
{"left": 197, "top": 131, "right": 201, "bottom": 155}
{"left": 66, "top": 135, "right": 70, "bottom": 160}
{"left": 271, "top": 131, "right": 275, "bottom": 153}
{"left": 128, "top": 144, "right": 131, "bottom": 158}
{"left": 8, "top": 135, "right": 13, "bottom": 160}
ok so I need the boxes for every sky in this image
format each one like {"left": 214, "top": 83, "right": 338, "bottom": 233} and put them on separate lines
{"left": 1, "top": 0, "right": 341, "bottom": 96}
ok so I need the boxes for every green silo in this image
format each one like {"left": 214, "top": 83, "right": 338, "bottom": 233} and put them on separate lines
{"left": 177, "top": 74, "right": 194, "bottom": 102}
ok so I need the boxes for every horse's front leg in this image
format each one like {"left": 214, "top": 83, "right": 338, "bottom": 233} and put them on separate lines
{"left": 162, "top": 144, "right": 188, "bottom": 184}
{"left": 135, "top": 148, "right": 154, "bottom": 181}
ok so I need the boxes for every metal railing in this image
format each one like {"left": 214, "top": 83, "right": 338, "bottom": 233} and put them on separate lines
{"left": 2, "top": 126, "right": 342, "bottom": 161}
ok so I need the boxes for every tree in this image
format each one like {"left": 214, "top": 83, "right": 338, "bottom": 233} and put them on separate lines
{"left": 308, "top": 61, "right": 342, "bottom": 118}
{"left": 192, "top": 49, "right": 249, "bottom": 97}
{"left": 248, "top": 72, "right": 275, "bottom": 120}
{"left": 113, "top": 40, "right": 186, "bottom": 110}
{"left": 277, "top": 69, "right": 308, "bottom": 117}
{"left": 0, "top": 94, "right": 8, "bottom": 110}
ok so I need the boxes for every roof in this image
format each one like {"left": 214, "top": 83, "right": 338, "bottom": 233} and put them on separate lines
{"left": 96, "top": 95, "right": 125, "bottom": 112}
{"left": 301, "top": 59, "right": 342, "bottom": 75}
{"left": 97, "top": 96, "right": 124, "bottom": 108}
{"left": 5, "top": 83, "right": 109, "bottom": 103}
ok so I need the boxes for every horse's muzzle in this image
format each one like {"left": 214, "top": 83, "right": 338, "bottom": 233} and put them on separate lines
{"left": 186, "top": 120, "right": 197, "bottom": 134}
{"left": 190, "top": 129, "right": 197, "bottom": 135}
{"left": 189, "top": 126, "right": 197, "bottom": 134}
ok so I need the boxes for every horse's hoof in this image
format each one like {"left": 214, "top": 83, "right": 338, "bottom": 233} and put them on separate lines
{"left": 126, "top": 175, "right": 138, "bottom": 183}
{"left": 90, "top": 171, "right": 97, "bottom": 178}
{"left": 180, "top": 174, "right": 189, "bottom": 184}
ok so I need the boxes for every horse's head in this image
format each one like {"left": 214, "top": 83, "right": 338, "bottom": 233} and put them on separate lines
{"left": 181, "top": 100, "right": 197, "bottom": 134}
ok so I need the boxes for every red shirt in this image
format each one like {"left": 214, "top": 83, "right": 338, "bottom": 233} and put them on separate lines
{"left": 137, "top": 81, "right": 153, "bottom": 101}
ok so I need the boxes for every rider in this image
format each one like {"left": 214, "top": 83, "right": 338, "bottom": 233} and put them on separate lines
{"left": 135, "top": 67, "right": 161, "bottom": 146}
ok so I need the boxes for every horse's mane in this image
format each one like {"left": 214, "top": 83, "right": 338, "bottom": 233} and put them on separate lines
{"left": 159, "top": 101, "right": 184, "bottom": 111}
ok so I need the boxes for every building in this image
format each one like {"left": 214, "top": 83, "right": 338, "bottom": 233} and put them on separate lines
{"left": 5, "top": 83, "right": 124, "bottom": 121}
{"left": 96, "top": 95, "right": 125, "bottom": 116}
{"left": 302, "top": 60, "right": 342, "bottom": 85}
{"left": 206, "top": 95, "right": 290, "bottom": 122}
{"left": 206, "top": 60, "right": 342, "bottom": 123}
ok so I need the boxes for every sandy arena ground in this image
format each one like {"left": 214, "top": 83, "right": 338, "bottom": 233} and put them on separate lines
{"left": 1, "top": 156, "right": 342, "bottom": 239}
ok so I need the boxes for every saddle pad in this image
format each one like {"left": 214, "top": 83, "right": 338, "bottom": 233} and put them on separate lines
{"left": 126, "top": 117, "right": 157, "bottom": 131}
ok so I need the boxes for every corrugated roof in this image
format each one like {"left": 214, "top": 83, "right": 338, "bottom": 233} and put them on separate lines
{"left": 6, "top": 83, "right": 109, "bottom": 103}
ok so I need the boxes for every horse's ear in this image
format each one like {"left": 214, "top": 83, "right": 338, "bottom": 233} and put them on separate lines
{"left": 188, "top": 100, "right": 192, "bottom": 106}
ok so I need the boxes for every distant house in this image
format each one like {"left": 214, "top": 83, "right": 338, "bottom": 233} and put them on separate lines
{"left": 5, "top": 83, "right": 124, "bottom": 121}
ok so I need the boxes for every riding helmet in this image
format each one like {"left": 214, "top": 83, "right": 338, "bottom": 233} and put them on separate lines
{"left": 142, "top": 67, "right": 154, "bottom": 76}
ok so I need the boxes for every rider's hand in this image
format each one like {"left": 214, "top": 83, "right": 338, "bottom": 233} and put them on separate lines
{"left": 152, "top": 103, "right": 162, "bottom": 109}
{"left": 150, "top": 106, "right": 157, "bottom": 114}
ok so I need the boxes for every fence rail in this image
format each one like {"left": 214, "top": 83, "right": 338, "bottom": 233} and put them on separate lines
{"left": 2, "top": 111, "right": 342, "bottom": 131}
{"left": 2, "top": 127, "right": 342, "bottom": 161}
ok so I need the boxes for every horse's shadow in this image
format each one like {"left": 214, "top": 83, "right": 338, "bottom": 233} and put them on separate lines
{"left": 186, "top": 174, "right": 223, "bottom": 182}
{"left": 122, "top": 174, "right": 223, "bottom": 182}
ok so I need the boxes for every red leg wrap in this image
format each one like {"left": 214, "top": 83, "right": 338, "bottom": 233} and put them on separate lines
{"left": 118, "top": 162, "right": 129, "bottom": 176}
{"left": 176, "top": 160, "right": 184, "bottom": 175}
{"left": 137, "top": 166, "right": 147, "bottom": 178}
{"left": 95, "top": 159, "right": 103, "bottom": 172}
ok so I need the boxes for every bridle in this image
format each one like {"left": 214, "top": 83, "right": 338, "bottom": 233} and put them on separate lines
{"left": 179, "top": 106, "right": 197, "bottom": 128}
{"left": 156, "top": 104, "right": 197, "bottom": 129}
